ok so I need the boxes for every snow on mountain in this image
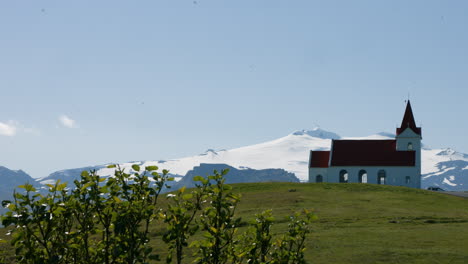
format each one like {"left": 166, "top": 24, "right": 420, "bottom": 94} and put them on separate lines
{"left": 38, "top": 127, "right": 468, "bottom": 191}
{"left": 291, "top": 128, "right": 340, "bottom": 139}
{"left": 96, "top": 128, "right": 334, "bottom": 182}
{"left": 420, "top": 148, "right": 468, "bottom": 190}
{"left": 342, "top": 132, "right": 396, "bottom": 140}
{"left": 38, "top": 165, "right": 106, "bottom": 185}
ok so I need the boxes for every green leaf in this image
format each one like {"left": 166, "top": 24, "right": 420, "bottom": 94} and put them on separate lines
{"left": 18, "top": 183, "right": 36, "bottom": 192}
{"left": 57, "top": 183, "right": 67, "bottom": 191}
{"left": 82, "top": 182, "right": 93, "bottom": 190}
{"left": 145, "top": 165, "right": 158, "bottom": 171}
{"left": 81, "top": 171, "right": 90, "bottom": 177}
{"left": 182, "top": 194, "right": 193, "bottom": 200}
{"left": 193, "top": 175, "right": 204, "bottom": 182}
{"left": 107, "top": 164, "right": 117, "bottom": 168}
{"left": 132, "top": 164, "right": 141, "bottom": 172}
{"left": 179, "top": 186, "right": 186, "bottom": 193}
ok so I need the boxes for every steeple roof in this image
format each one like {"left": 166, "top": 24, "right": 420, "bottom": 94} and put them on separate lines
{"left": 396, "top": 100, "right": 421, "bottom": 136}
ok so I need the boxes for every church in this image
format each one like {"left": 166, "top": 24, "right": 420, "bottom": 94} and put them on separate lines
{"left": 308, "top": 101, "right": 422, "bottom": 189}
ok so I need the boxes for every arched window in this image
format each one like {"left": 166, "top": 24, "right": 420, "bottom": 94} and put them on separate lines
{"left": 316, "top": 175, "right": 323, "bottom": 183}
{"left": 378, "top": 170, "right": 386, "bottom": 185}
{"left": 408, "top": 142, "right": 413, "bottom": 150}
{"left": 358, "top": 170, "right": 368, "bottom": 183}
{"left": 405, "top": 176, "right": 411, "bottom": 184}
{"left": 339, "top": 170, "right": 348, "bottom": 183}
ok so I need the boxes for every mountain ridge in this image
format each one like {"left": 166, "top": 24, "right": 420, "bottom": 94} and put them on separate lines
{"left": 2, "top": 128, "right": 467, "bottom": 191}
{"left": 36, "top": 128, "right": 468, "bottom": 191}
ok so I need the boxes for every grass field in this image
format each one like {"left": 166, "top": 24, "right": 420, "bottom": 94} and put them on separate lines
{"left": 1, "top": 182, "right": 468, "bottom": 263}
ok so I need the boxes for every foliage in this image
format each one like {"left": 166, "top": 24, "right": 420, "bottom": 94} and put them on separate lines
{"left": 1, "top": 165, "right": 171, "bottom": 264}
{"left": 161, "top": 177, "right": 209, "bottom": 264}
{"left": 235, "top": 210, "right": 276, "bottom": 263}
{"left": 1, "top": 167, "right": 315, "bottom": 264}
{"left": 270, "top": 210, "right": 316, "bottom": 264}
{"left": 190, "top": 169, "right": 242, "bottom": 264}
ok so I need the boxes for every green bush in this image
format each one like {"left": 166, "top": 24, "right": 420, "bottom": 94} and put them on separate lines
{"left": 2, "top": 166, "right": 315, "bottom": 264}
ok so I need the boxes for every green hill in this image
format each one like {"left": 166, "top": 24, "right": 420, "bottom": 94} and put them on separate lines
{"left": 231, "top": 183, "right": 468, "bottom": 264}
{"left": 2, "top": 183, "right": 468, "bottom": 263}
{"left": 236, "top": 183, "right": 468, "bottom": 263}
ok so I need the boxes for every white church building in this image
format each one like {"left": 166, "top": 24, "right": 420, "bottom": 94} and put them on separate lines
{"left": 308, "top": 101, "right": 422, "bottom": 189}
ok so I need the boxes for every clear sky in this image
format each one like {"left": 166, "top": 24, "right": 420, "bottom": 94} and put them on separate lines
{"left": 1, "top": 0, "right": 467, "bottom": 178}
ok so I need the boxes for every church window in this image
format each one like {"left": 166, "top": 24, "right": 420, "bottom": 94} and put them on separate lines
{"left": 378, "top": 170, "right": 386, "bottom": 185}
{"left": 358, "top": 170, "right": 368, "bottom": 183}
{"left": 339, "top": 170, "right": 348, "bottom": 183}
{"left": 408, "top": 142, "right": 413, "bottom": 150}
{"left": 405, "top": 176, "right": 411, "bottom": 184}
{"left": 316, "top": 175, "right": 323, "bottom": 183}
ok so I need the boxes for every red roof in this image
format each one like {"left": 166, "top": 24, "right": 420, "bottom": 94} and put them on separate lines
{"left": 396, "top": 100, "right": 421, "bottom": 136}
{"left": 309, "top": 151, "right": 330, "bottom": 168}
{"left": 329, "top": 140, "right": 415, "bottom": 166}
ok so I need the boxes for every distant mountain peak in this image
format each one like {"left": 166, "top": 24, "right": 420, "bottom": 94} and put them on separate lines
{"left": 291, "top": 128, "right": 340, "bottom": 139}
{"left": 199, "top": 149, "right": 219, "bottom": 156}
{"left": 437, "top": 148, "right": 457, "bottom": 156}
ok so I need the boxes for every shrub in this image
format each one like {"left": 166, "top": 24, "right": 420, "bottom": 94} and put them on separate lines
{"left": 2, "top": 166, "right": 315, "bottom": 263}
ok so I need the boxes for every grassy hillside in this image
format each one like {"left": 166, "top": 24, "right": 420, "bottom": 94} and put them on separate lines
{"left": 232, "top": 183, "right": 468, "bottom": 264}
{"left": 1, "top": 182, "right": 468, "bottom": 263}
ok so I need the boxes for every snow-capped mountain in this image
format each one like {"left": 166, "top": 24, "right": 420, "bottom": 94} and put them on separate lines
{"left": 93, "top": 127, "right": 334, "bottom": 182}
{"left": 421, "top": 148, "right": 468, "bottom": 190}
{"left": 38, "top": 127, "right": 468, "bottom": 191}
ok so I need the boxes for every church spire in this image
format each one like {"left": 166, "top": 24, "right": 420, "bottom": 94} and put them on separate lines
{"left": 396, "top": 100, "right": 421, "bottom": 136}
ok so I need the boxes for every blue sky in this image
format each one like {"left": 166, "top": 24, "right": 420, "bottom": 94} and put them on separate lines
{"left": 1, "top": 1, "right": 467, "bottom": 178}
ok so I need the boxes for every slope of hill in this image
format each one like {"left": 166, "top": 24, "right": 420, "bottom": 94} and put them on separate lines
{"left": 38, "top": 165, "right": 106, "bottom": 185}
{"left": 232, "top": 183, "right": 468, "bottom": 264}
{"left": 0, "top": 166, "right": 38, "bottom": 215}
{"left": 0, "top": 166, "right": 37, "bottom": 190}
{"left": 36, "top": 127, "right": 468, "bottom": 191}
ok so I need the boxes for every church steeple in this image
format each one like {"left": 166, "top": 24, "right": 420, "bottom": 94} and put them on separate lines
{"left": 396, "top": 100, "right": 421, "bottom": 136}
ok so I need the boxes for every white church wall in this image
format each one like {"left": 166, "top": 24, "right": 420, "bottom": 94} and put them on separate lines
{"left": 396, "top": 128, "right": 422, "bottom": 179}
{"left": 308, "top": 168, "right": 328, "bottom": 183}
{"left": 326, "top": 166, "right": 420, "bottom": 188}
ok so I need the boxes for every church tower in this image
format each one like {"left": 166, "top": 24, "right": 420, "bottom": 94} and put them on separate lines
{"left": 395, "top": 100, "right": 422, "bottom": 187}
